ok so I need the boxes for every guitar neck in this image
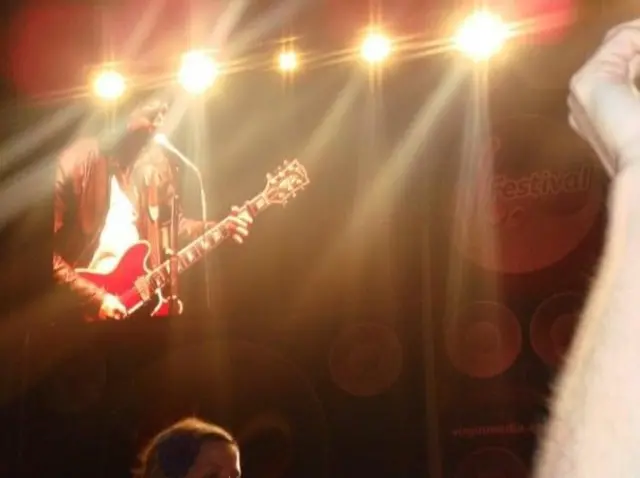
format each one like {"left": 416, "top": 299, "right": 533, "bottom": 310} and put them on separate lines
{"left": 145, "top": 192, "right": 270, "bottom": 291}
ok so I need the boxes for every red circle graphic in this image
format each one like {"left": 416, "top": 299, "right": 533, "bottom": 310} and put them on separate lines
{"left": 445, "top": 302, "right": 522, "bottom": 379}
{"left": 455, "top": 447, "right": 528, "bottom": 478}
{"left": 530, "top": 292, "right": 582, "bottom": 367}
{"left": 329, "top": 322, "right": 403, "bottom": 397}
{"left": 453, "top": 115, "right": 605, "bottom": 274}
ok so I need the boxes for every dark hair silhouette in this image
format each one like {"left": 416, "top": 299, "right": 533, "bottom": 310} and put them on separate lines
{"left": 134, "top": 417, "right": 237, "bottom": 478}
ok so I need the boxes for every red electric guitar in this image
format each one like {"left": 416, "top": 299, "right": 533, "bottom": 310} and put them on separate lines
{"left": 76, "top": 159, "right": 309, "bottom": 321}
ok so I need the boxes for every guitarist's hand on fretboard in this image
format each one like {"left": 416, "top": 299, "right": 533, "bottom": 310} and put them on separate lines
{"left": 226, "top": 205, "right": 254, "bottom": 244}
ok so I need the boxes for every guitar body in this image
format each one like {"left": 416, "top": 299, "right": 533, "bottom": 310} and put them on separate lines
{"left": 76, "top": 241, "right": 183, "bottom": 321}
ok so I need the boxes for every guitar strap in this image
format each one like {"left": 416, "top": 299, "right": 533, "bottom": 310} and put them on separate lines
{"left": 141, "top": 168, "right": 164, "bottom": 269}
{"left": 135, "top": 147, "right": 177, "bottom": 270}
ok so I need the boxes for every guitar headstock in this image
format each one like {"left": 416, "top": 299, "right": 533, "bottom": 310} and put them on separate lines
{"left": 263, "top": 159, "right": 310, "bottom": 205}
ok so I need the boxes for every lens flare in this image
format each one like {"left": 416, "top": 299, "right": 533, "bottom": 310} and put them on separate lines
{"left": 178, "top": 50, "right": 219, "bottom": 94}
{"left": 454, "top": 11, "right": 511, "bottom": 61}
{"left": 92, "top": 70, "right": 126, "bottom": 100}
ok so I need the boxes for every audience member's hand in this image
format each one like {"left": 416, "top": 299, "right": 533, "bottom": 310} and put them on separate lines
{"left": 227, "top": 206, "right": 253, "bottom": 244}
{"left": 569, "top": 19, "right": 640, "bottom": 176}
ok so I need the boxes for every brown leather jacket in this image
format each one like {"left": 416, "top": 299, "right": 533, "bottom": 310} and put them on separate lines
{"left": 53, "top": 138, "right": 206, "bottom": 315}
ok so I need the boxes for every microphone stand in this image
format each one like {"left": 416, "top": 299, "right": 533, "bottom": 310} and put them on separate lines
{"left": 168, "top": 190, "right": 180, "bottom": 315}
{"left": 154, "top": 134, "right": 212, "bottom": 312}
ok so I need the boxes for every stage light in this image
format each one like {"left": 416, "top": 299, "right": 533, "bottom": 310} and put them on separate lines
{"left": 360, "top": 32, "right": 391, "bottom": 64}
{"left": 178, "top": 50, "right": 219, "bottom": 94}
{"left": 92, "top": 70, "right": 126, "bottom": 100}
{"left": 454, "top": 11, "right": 511, "bottom": 61}
{"left": 278, "top": 51, "right": 298, "bottom": 72}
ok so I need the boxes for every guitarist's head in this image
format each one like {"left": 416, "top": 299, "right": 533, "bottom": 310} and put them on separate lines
{"left": 102, "top": 98, "right": 168, "bottom": 168}
{"left": 134, "top": 417, "right": 241, "bottom": 478}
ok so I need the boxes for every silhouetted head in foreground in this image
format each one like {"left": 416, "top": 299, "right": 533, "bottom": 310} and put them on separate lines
{"left": 134, "top": 417, "right": 240, "bottom": 478}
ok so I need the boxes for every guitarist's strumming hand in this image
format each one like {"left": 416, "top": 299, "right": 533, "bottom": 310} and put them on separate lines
{"left": 99, "top": 294, "right": 128, "bottom": 320}
{"left": 226, "top": 205, "right": 253, "bottom": 244}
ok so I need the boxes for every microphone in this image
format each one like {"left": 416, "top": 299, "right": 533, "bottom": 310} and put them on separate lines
{"left": 154, "top": 133, "right": 202, "bottom": 179}
{"left": 153, "top": 133, "right": 212, "bottom": 311}
{"left": 153, "top": 133, "right": 207, "bottom": 229}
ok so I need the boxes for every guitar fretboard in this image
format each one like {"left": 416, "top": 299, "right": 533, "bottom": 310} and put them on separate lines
{"left": 144, "top": 192, "right": 269, "bottom": 293}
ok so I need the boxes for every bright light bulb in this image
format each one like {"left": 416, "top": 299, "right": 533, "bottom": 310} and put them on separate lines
{"left": 360, "top": 32, "right": 391, "bottom": 64}
{"left": 178, "top": 50, "right": 219, "bottom": 94}
{"left": 92, "top": 70, "right": 126, "bottom": 100}
{"left": 278, "top": 51, "right": 298, "bottom": 72}
{"left": 454, "top": 11, "right": 511, "bottom": 61}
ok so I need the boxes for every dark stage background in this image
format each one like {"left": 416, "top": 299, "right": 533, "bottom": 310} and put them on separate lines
{"left": 0, "top": 0, "right": 635, "bottom": 477}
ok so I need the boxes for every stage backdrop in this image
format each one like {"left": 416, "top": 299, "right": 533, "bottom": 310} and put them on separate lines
{"left": 424, "top": 59, "right": 608, "bottom": 476}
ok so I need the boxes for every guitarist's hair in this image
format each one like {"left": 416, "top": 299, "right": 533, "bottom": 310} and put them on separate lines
{"left": 133, "top": 417, "right": 237, "bottom": 478}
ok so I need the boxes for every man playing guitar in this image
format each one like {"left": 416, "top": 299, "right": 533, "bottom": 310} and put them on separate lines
{"left": 52, "top": 100, "right": 253, "bottom": 321}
